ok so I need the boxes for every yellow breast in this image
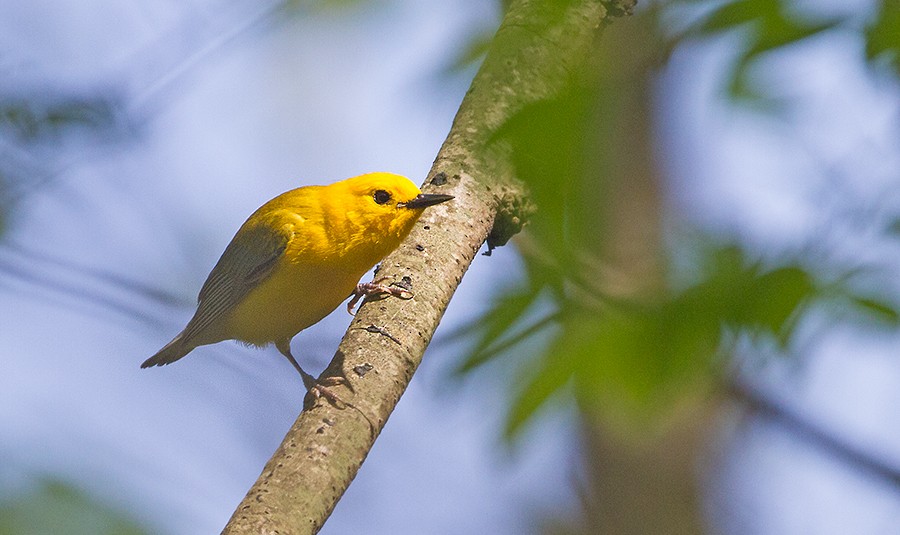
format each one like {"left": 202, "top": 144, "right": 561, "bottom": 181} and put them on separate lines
{"left": 223, "top": 257, "right": 361, "bottom": 346}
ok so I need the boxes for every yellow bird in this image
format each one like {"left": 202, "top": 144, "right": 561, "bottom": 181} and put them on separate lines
{"left": 142, "top": 172, "right": 453, "bottom": 395}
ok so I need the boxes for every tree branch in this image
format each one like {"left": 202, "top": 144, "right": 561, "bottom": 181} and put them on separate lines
{"left": 221, "top": 1, "right": 636, "bottom": 533}
{"left": 729, "top": 377, "right": 900, "bottom": 488}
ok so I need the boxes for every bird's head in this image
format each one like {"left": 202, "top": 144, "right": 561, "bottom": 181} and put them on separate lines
{"left": 328, "top": 172, "right": 453, "bottom": 253}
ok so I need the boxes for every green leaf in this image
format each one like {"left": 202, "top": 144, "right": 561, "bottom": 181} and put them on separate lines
{"left": 680, "top": 0, "right": 848, "bottom": 105}
{"left": 564, "top": 303, "right": 717, "bottom": 428}
{"left": 748, "top": 18, "right": 841, "bottom": 57}
{"left": 504, "top": 341, "right": 575, "bottom": 440}
{"left": 490, "top": 81, "right": 602, "bottom": 261}
{"left": 443, "top": 29, "right": 494, "bottom": 74}
{"left": 0, "top": 479, "right": 149, "bottom": 535}
{"left": 847, "top": 295, "right": 900, "bottom": 326}
{"left": 493, "top": 243, "right": 837, "bottom": 438}
{"left": 0, "top": 94, "right": 119, "bottom": 142}
{"left": 688, "top": 247, "right": 817, "bottom": 346}
{"left": 742, "top": 265, "right": 816, "bottom": 344}
{"left": 690, "top": 0, "right": 764, "bottom": 35}
{"left": 287, "top": 0, "right": 372, "bottom": 13}
{"left": 452, "top": 286, "right": 544, "bottom": 373}
{"left": 865, "top": 0, "right": 900, "bottom": 73}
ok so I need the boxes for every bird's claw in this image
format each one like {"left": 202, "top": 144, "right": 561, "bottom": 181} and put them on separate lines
{"left": 304, "top": 376, "right": 350, "bottom": 409}
{"left": 347, "top": 278, "right": 413, "bottom": 315}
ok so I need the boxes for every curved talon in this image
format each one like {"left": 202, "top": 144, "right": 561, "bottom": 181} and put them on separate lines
{"left": 304, "top": 376, "right": 350, "bottom": 409}
{"left": 347, "top": 278, "right": 414, "bottom": 315}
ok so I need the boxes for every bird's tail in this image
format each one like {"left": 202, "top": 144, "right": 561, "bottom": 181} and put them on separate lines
{"left": 141, "top": 333, "right": 193, "bottom": 368}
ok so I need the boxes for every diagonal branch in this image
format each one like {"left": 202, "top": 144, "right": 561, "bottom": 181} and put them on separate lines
{"left": 729, "top": 377, "right": 900, "bottom": 488}
{"left": 221, "top": 1, "right": 636, "bottom": 533}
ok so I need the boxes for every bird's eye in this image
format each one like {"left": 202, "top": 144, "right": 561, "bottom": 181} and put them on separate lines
{"left": 373, "top": 190, "right": 392, "bottom": 205}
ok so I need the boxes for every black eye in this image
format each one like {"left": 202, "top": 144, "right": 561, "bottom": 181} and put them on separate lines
{"left": 373, "top": 190, "right": 392, "bottom": 205}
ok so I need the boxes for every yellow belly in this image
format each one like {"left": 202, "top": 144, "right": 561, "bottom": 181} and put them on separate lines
{"left": 223, "top": 259, "right": 360, "bottom": 346}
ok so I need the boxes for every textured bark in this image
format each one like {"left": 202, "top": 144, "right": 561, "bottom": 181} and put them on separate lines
{"left": 221, "top": 1, "right": 635, "bottom": 533}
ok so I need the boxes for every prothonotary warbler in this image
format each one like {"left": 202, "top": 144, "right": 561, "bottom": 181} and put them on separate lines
{"left": 142, "top": 172, "right": 453, "bottom": 398}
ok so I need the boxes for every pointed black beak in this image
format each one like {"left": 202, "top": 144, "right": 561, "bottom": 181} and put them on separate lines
{"left": 400, "top": 193, "right": 454, "bottom": 209}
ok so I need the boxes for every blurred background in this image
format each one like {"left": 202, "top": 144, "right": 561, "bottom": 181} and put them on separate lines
{"left": 1, "top": 0, "right": 899, "bottom": 534}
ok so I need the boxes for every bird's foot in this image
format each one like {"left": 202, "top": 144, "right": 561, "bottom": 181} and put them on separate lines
{"left": 346, "top": 277, "right": 413, "bottom": 315}
{"left": 302, "top": 375, "right": 352, "bottom": 409}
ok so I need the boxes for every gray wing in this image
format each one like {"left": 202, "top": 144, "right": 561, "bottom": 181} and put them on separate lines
{"left": 180, "top": 223, "right": 293, "bottom": 344}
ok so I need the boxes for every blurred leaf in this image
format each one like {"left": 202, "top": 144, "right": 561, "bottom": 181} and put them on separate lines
{"left": 844, "top": 294, "right": 900, "bottom": 327}
{"left": 0, "top": 92, "right": 121, "bottom": 143}
{"left": 444, "top": 28, "right": 495, "bottom": 75}
{"left": 452, "top": 285, "right": 546, "bottom": 373}
{"left": 736, "top": 265, "right": 816, "bottom": 345}
{"left": 460, "top": 0, "right": 900, "bottom": 445}
{"left": 490, "top": 82, "right": 601, "bottom": 262}
{"left": 569, "top": 296, "right": 719, "bottom": 425}
{"left": 0, "top": 479, "right": 149, "bottom": 535}
{"left": 285, "top": 0, "right": 372, "bottom": 13}
{"left": 464, "top": 312, "right": 560, "bottom": 374}
{"left": 749, "top": 18, "right": 840, "bottom": 57}
{"left": 679, "top": 0, "right": 847, "bottom": 103}
{"left": 693, "top": 0, "right": 769, "bottom": 34}
{"left": 678, "top": 247, "right": 817, "bottom": 344}
{"left": 491, "top": 243, "right": 834, "bottom": 437}
{"left": 865, "top": 0, "right": 900, "bottom": 73}
{"left": 669, "top": 0, "right": 900, "bottom": 96}
{"left": 505, "top": 341, "right": 575, "bottom": 439}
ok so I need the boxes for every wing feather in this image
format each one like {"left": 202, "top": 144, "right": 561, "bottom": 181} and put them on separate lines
{"left": 180, "top": 222, "right": 293, "bottom": 344}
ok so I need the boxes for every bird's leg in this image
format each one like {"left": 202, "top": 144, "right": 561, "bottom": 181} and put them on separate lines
{"left": 276, "top": 339, "right": 349, "bottom": 408}
{"left": 347, "top": 277, "right": 414, "bottom": 315}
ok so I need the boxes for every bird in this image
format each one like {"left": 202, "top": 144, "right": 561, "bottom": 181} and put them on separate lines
{"left": 142, "top": 172, "right": 453, "bottom": 399}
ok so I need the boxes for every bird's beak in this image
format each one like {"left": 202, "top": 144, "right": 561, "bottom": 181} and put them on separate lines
{"left": 400, "top": 193, "right": 454, "bottom": 209}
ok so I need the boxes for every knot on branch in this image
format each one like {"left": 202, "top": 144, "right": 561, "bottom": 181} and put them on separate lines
{"left": 485, "top": 183, "right": 536, "bottom": 255}
{"left": 602, "top": 0, "right": 637, "bottom": 19}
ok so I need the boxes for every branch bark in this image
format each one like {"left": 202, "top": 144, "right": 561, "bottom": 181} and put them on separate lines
{"left": 221, "top": 1, "right": 635, "bottom": 533}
